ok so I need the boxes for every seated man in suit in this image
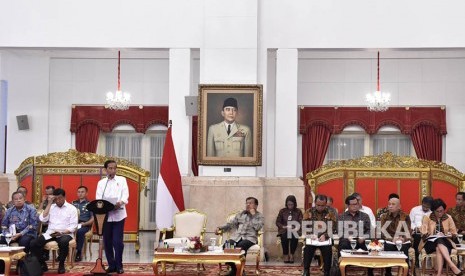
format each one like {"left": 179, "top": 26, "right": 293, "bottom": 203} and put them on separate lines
{"left": 379, "top": 197, "right": 412, "bottom": 276}
{"left": 30, "top": 188, "right": 78, "bottom": 274}
{"left": 72, "top": 186, "right": 94, "bottom": 262}
{"left": 216, "top": 197, "right": 264, "bottom": 276}
{"left": 302, "top": 194, "right": 337, "bottom": 276}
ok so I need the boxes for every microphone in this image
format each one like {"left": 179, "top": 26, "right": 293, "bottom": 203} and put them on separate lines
{"left": 102, "top": 178, "right": 110, "bottom": 199}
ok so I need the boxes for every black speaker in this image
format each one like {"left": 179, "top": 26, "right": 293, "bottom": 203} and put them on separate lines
{"left": 185, "top": 96, "right": 198, "bottom": 116}
{"left": 16, "top": 115, "right": 29, "bottom": 130}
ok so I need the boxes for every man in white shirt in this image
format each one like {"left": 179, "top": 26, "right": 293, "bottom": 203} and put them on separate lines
{"left": 30, "top": 188, "right": 78, "bottom": 274}
{"left": 96, "top": 160, "right": 129, "bottom": 274}
{"left": 351, "top": 192, "right": 376, "bottom": 229}
{"left": 409, "top": 196, "right": 433, "bottom": 267}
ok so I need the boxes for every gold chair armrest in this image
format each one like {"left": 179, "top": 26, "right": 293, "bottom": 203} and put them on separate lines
{"left": 257, "top": 230, "right": 264, "bottom": 247}
{"left": 216, "top": 229, "right": 225, "bottom": 245}
{"left": 160, "top": 227, "right": 175, "bottom": 241}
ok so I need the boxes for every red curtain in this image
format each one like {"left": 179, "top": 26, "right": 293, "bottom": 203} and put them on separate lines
{"left": 191, "top": 116, "right": 199, "bottom": 176}
{"left": 411, "top": 125, "right": 443, "bottom": 161}
{"left": 301, "top": 125, "right": 332, "bottom": 208}
{"left": 75, "top": 123, "right": 100, "bottom": 153}
{"left": 299, "top": 106, "right": 447, "bottom": 208}
{"left": 71, "top": 105, "right": 169, "bottom": 153}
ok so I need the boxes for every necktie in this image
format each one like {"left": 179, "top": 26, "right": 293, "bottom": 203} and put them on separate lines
{"left": 227, "top": 124, "right": 231, "bottom": 135}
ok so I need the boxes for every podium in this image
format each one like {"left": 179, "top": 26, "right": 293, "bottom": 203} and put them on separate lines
{"left": 86, "top": 199, "right": 115, "bottom": 276}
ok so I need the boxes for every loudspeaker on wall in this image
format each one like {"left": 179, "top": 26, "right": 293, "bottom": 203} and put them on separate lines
{"left": 185, "top": 96, "right": 198, "bottom": 116}
{"left": 16, "top": 115, "right": 29, "bottom": 130}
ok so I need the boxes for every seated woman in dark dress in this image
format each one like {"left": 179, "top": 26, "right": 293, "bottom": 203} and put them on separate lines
{"left": 275, "top": 195, "right": 303, "bottom": 263}
{"left": 419, "top": 198, "right": 463, "bottom": 276}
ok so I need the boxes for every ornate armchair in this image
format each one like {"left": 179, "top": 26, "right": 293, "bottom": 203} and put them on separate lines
{"left": 420, "top": 248, "right": 457, "bottom": 276}
{"left": 217, "top": 210, "right": 263, "bottom": 275}
{"left": 160, "top": 209, "right": 207, "bottom": 247}
{"left": 39, "top": 221, "right": 78, "bottom": 270}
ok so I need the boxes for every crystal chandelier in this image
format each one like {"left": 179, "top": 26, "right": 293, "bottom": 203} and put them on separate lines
{"left": 366, "top": 51, "right": 390, "bottom": 112}
{"left": 106, "top": 51, "right": 131, "bottom": 110}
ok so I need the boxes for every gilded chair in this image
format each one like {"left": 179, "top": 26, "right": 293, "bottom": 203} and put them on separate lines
{"left": 160, "top": 209, "right": 207, "bottom": 246}
{"left": 217, "top": 210, "right": 263, "bottom": 275}
{"left": 39, "top": 212, "right": 78, "bottom": 270}
{"left": 159, "top": 209, "right": 207, "bottom": 273}
{"left": 420, "top": 248, "right": 458, "bottom": 276}
{"left": 82, "top": 223, "right": 94, "bottom": 260}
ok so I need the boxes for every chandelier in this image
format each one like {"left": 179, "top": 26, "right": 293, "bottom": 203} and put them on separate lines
{"left": 365, "top": 51, "right": 390, "bottom": 112}
{"left": 106, "top": 51, "right": 131, "bottom": 110}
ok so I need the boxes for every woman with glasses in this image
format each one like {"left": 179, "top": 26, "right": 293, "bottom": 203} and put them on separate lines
{"left": 276, "top": 195, "right": 303, "bottom": 263}
{"left": 419, "top": 198, "right": 463, "bottom": 276}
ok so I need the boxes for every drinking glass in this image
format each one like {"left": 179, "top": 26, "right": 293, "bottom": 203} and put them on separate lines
{"left": 364, "top": 239, "right": 371, "bottom": 249}
{"left": 350, "top": 239, "right": 357, "bottom": 250}
{"left": 395, "top": 240, "right": 402, "bottom": 252}
{"left": 181, "top": 238, "right": 188, "bottom": 250}
{"left": 458, "top": 234, "right": 463, "bottom": 244}
{"left": 4, "top": 232, "right": 12, "bottom": 247}
{"left": 209, "top": 237, "right": 217, "bottom": 251}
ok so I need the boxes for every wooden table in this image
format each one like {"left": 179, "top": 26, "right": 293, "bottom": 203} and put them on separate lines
{"left": 152, "top": 250, "right": 245, "bottom": 276}
{"left": 0, "top": 246, "right": 25, "bottom": 276}
{"left": 339, "top": 250, "right": 408, "bottom": 276}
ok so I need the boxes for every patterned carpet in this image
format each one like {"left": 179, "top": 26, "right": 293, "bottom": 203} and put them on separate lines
{"left": 9, "top": 262, "right": 430, "bottom": 275}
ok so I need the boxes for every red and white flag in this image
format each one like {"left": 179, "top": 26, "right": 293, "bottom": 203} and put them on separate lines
{"left": 156, "top": 126, "right": 185, "bottom": 229}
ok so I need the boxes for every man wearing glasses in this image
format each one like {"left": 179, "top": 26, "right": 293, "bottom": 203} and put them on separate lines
{"left": 338, "top": 195, "right": 373, "bottom": 276}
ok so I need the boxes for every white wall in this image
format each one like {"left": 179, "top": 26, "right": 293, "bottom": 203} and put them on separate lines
{"left": 3, "top": 54, "right": 50, "bottom": 172}
{"left": 261, "top": 0, "right": 465, "bottom": 48}
{"left": 3, "top": 1, "right": 465, "bottom": 176}
{"left": 297, "top": 51, "right": 465, "bottom": 173}
{"left": 0, "top": 0, "right": 203, "bottom": 48}
{"left": 3, "top": 52, "right": 171, "bottom": 172}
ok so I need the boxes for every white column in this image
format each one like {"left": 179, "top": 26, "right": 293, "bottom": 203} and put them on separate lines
{"left": 169, "top": 49, "right": 192, "bottom": 176}
{"left": 275, "top": 49, "right": 298, "bottom": 176}
{"left": 199, "top": 0, "right": 258, "bottom": 176}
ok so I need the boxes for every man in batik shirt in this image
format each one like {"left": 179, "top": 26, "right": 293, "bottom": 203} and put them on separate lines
{"left": 302, "top": 194, "right": 337, "bottom": 276}
{"left": 380, "top": 197, "right": 412, "bottom": 276}
{"left": 376, "top": 193, "right": 399, "bottom": 220}
{"left": 447, "top": 192, "right": 465, "bottom": 235}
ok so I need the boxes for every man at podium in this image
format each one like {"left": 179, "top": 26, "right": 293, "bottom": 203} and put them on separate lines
{"left": 96, "top": 160, "right": 129, "bottom": 275}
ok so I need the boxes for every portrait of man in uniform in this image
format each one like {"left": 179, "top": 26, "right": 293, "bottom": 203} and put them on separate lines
{"left": 198, "top": 84, "right": 262, "bottom": 166}
{"left": 207, "top": 97, "right": 252, "bottom": 157}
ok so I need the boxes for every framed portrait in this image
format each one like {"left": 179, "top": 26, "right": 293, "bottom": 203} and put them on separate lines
{"left": 197, "top": 84, "right": 263, "bottom": 166}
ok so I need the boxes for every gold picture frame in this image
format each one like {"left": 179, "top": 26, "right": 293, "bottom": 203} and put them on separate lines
{"left": 197, "top": 84, "right": 263, "bottom": 166}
